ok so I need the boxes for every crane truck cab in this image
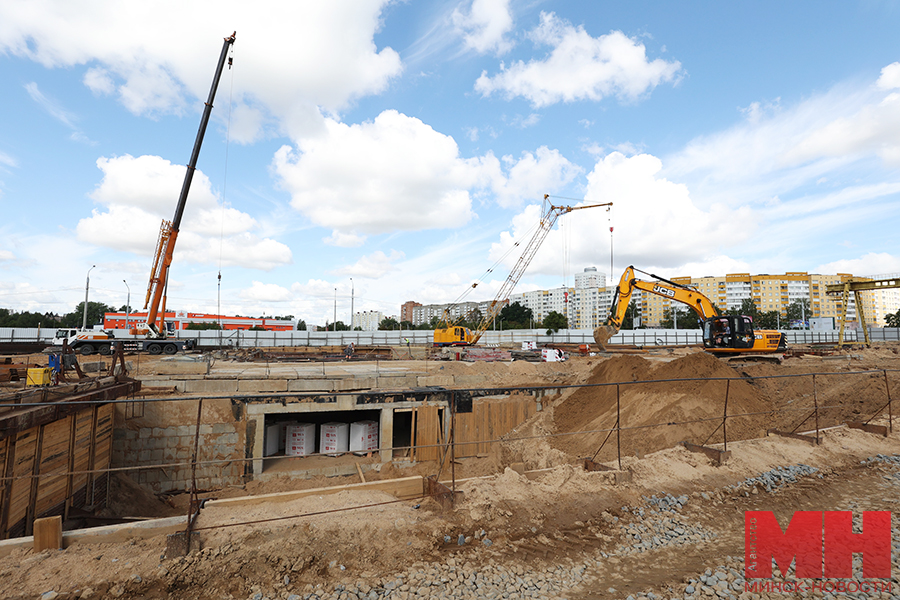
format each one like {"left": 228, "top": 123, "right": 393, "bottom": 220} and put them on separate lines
{"left": 52, "top": 328, "right": 117, "bottom": 355}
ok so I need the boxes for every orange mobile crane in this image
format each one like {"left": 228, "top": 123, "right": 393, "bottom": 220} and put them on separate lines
{"left": 53, "top": 33, "right": 236, "bottom": 356}
{"left": 433, "top": 195, "right": 612, "bottom": 346}
{"left": 140, "top": 32, "right": 236, "bottom": 342}
{"left": 595, "top": 266, "right": 787, "bottom": 356}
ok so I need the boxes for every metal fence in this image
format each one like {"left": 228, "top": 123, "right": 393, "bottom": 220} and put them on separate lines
{"left": 3, "top": 326, "right": 899, "bottom": 349}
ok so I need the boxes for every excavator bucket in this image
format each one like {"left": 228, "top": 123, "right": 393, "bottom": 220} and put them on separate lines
{"left": 593, "top": 325, "right": 617, "bottom": 350}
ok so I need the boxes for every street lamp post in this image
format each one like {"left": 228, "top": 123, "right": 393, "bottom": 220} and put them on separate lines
{"left": 123, "top": 280, "right": 131, "bottom": 333}
{"left": 82, "top": 265, "right": 96, "bottom": 330}
{"left": 350, "top": 278, "right": 354, "bottom": 330}
{"left": 333, "top": 287, "right": 337, "bottom": 331}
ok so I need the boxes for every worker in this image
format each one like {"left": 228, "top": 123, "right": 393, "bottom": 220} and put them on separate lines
{"left": 344, "top": 342, "right": 354, "bottom": 359}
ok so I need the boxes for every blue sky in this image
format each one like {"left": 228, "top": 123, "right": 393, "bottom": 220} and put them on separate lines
{"left": 1, "top": 1, "right": 900, "bottom": 327}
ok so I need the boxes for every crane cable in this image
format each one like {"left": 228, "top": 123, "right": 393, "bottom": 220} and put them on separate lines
{"left": 217, "top": 44, "right": 236, "bottom": 328}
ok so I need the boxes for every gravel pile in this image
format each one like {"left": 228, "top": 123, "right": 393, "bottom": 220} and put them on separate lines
{"left": 613, "top": 494, "right": 716, "bottom": 556}
{"left": 725, "top": 464, "right": 819, "bottom": 494}
{"left": 863, "top": 453, "right": 900, "bottom": 467}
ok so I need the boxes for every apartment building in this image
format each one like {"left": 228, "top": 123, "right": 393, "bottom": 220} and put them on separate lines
{"left": 639, "top": 271, "right": 878, "bottom": 327}
{"left": 410, "top": 300, "right": 499, "bottom": 327}
{"left": 352, "top": 310, "right": 384, "bottom": 331}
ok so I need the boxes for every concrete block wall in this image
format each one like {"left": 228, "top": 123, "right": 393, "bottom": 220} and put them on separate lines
{"left": 112, "top": 423, "right": 244, "bottom": 493}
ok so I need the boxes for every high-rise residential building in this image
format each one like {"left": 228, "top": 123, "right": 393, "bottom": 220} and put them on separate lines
{"left": 400, "top": 301, "right": 421, "bottom": 323}
{"left": 352, "top": 310, "right": 384, "bottom": 331}
{"left": 410, "top": 300, "right": 500, "bottom": 327}
{"left": 640, "top": 271, "right": 869, "bottom": 327}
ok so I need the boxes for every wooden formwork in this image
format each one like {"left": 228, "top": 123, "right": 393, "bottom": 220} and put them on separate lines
{"left": 453, "top": 394, "right": 537, "bottom": 459}
{"left": 0, "top": 404, "right": 115, "bottom": 539}
{"left": 0, "top": 377, "right": 136, "bottom": 540}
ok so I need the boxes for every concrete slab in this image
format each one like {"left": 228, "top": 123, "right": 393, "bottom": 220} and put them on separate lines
{"left": 184, "top": 379, "right": 240, "bottom": 393}
{"left": 237, "top": 379, "right": 288, "bottom": 393}
{"left": 417, "top": 375, "right": 455, "bottom": 387}
{"left": 287, "top": 379, "right": 335, "bottom": 392}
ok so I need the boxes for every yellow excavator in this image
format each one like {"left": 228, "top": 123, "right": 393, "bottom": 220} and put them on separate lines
{"left": 594, "top": 266, "right": 787, "bottom": 356}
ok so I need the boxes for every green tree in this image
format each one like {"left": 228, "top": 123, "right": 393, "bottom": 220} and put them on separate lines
{"left": 0, "top": 309, "right": 59, "bottom": 328}
{"left": 296, "top": 319, "right": 307, "bottom": 331}
{"left": 542, "top": 311, "right": 567, "bottom": 334}
{"left": 186, "top": 322, "right": 221, "bottom": 330}
{"left": 785, "top": 299, "right": 810, "bottom": 328}
{"left": 248, "top": 325, "right": 267, "bottom": 331}
{"left": 619, "top": 300, "right": 641, "bottom": 329}
{"left": 886, "top": 310, "right": 900, "bottom": 328}
{"left": 660, "top": 307, "right": 700, "bottom": 329}
{"left": 332, "top": 320, "right": 351, "bottom": 331}
{"left": 379, "top": 317, "right": 400, "bottom": 330}
{"left": 498, "top": 301, "right": 533, "bottom": 329}
{"left": 400, "top": 320, "right": 415, "bottom": 330}
{"left": 60, "top": 301, "right": 115, "bottom": 328}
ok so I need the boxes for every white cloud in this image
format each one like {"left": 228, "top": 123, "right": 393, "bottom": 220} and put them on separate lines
{"left": 452, "top": 0, "right": 514, "bottom": 55}
{"left": 0, "top": 151, "right": 16, "bottom": 169}
{"left": 666, "top": 68, "right": 900, "bottom": 208}
{"left": 816, "top": 253, "right": 900, "bottom": 277}
{"left": 492, "top": 146, "right": 582, "bottom": 208}
{"left": 475, "top": 12, "right": 682, "bottom": 107}
{"left": 240, "top": 281, "right": 292, "bottom": 302}
{"left": 77, "top": 154, "right": 292, "bottom": 270}
{"left": 324, "top": 230, "right": 366, "bottom": 248}
{"left": 877, "top": 62, "right": 900, "bottom": 90}
{"left": 24, "top": 81, "right": 94, "bottom": 144}
{"left": 490, "top": 152, "right": 748, "bottom": 278}
{"left": 0, "top": 249, "right": 15, "bottom": 261}
{"left": 273, "top": 110, "right": 484, "bottom": 234}
{"left": 333, "top": 250, "right": 405, "bottom": 279}
{"left": 0, "top": 1, "right": 402, "bottom": 139}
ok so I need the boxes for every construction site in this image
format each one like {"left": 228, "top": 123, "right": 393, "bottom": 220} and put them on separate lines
{"left": 1, "top": 339, "right": 899, "bottom": 600}
{"left": 2, "top": 24, "right": 899, "bottom": 600}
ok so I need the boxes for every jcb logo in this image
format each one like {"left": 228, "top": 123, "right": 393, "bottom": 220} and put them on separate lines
{"left": 652, "top": 285, "right": 675, "bottom": 299}
{"left": 746, "top": 511, "right": 892, "bottom": 579}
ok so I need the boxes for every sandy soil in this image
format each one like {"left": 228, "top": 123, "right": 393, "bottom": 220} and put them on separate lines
{"left": 2, "top": 344, "right": 899, "bottom": 599}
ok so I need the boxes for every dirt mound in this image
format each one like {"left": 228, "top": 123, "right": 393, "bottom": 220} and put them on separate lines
{"left": 549, "top": 352, "right": 773, "bottom": 462}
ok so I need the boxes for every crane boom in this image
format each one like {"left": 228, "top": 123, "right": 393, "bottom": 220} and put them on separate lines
{"left": 143, "top": 32, "right": 236, "bottom": 337}
{"left": 434, "top": 194, "right": 611, "bottom": 346}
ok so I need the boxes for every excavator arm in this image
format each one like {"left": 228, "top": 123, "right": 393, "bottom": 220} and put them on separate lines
{"left": 595, "top": 266, "right": 720, "bottom": 347}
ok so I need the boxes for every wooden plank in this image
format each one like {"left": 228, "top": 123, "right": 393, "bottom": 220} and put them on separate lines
{"left": 204, "top": 475, "right": 425, "bottom": 509}
{"left": 0, "top": 435, "right": 12, "bottom": 538}
{"left": 846, "top": 421, "right": 889, "bottom": 437}
{"left": 33, "top": 515, "right": 62, "bottom": 552}
{"left": 355, "top": 463, "right": 366, "bottom": 484}
{"left": 69, "top": 409, "right": 93, "bottom": 511}
{"left": 35, "top": 417, "right": 71, "bottom": 519}
{"left": 767, "top": 428, "right": 819, "bottom": 445}
{"left": 414, "top": 406, "right": 442, "bottom": 462}
{"left": 8, "top": 429, "right": 38, "bottom": 534}
{"left": 682, "top": 442, "right": 731, "bottom": 466}
{"left": 90, "top": 404, "right": 114, "bottom": 507}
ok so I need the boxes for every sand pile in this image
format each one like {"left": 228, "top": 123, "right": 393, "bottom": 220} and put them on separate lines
{"left": 549, "top": 352, "right": 773, "bottom": 462}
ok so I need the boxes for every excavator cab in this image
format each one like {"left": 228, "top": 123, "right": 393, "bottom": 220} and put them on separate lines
{"left": 703, "top": 316, "right": 754, "bottom": 350}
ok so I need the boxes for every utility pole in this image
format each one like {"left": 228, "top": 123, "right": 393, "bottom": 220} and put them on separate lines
{"left": 82, "top": 265, "right": 96, "bottom": 330}
{"left": 123, "top": 279, "right": 131, "bottom": 332}
{"left": 350, "top": 278, "right": 354, "bottom": 330}
{"left": 333, "top": 287, "right": 337, "bottom": 331}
